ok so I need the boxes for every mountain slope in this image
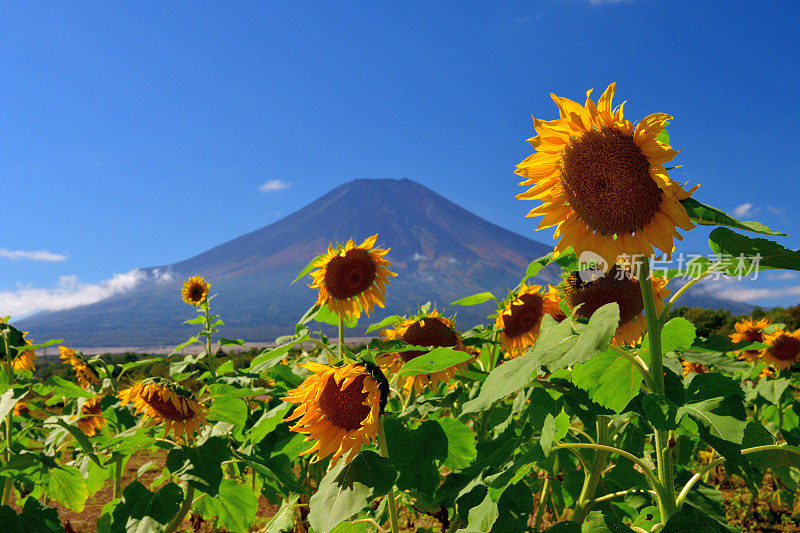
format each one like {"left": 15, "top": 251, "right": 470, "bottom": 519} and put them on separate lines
{"left": 19, "top": 178, "right": 752, "bottom": 346}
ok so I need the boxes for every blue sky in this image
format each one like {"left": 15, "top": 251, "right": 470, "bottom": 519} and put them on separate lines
{"left": 2, "top": 0, "right": 799, "bottom": 319}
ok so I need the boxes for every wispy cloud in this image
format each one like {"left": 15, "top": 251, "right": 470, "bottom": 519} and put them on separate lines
{"left": 732, "top": 203, "right": 756, "bottom": 218}
{"left": 693, "top": 278, "right": 800, "bottom": 303}
{"left": 0, "top": 269, "right": 167, "bottom": 319}
{"left": 259, "top": 180, "right": 290, "bottom": 193}
{"left": 767, "top": 271, "right": 799, "bottom": 281}
{"left": 767, "top": 206, "right": 786, "bottom": 216}
{"left": 0, "top": 249, "right": 67, "bottom": 262}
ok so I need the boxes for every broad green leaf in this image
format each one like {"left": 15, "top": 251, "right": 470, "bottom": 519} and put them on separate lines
{"left": 207, "top": 396, "right": 247, "bottom": 429}
{"left": 308, "top": 451, "right": 396, "bottom": 533}
{"left": 0, "top": 387, "right": 28, "bottom": 420}
{"left": 47, "top": 465, "right": 88, "bottom": 512}
{"left": 542, "top": 523, "right": 581, "bottom": 533}
{"left": 437, "top": 417, "right": 477, "bottom": 470}
{"left": 396, "top": 347, "right": 473, "bottom": 377}
{"left": 708, "top": 227, "right": 800, "bottom": 273}
{"left": 640, "top": 317, "right": 696, "bottom": 365}
{"left": 451, "top": 292, "right": 497, "bottom": 306}
{"left": 41, "top": 376, "right": 92, "bottom": 399}
{"left": 540, "top": 411, "right": 570, "bottom": 456}
{"left": 314, "top": 302, "right": 358, "bottom": 328}
{"left": 384, "top": 418, "right": 448, "bottom": 495}
{"left": 641, "top": 393, "right": 679, "bottom": 431}
{"left": 583, "top": 509, "right": 635, "bottom": 532}
{"left": 219, "top": 337, "right": 245, "bottom": 347}
{"left": 572, "top": 349, "right": 642, "bottom": 413}
{"left": 249, "top": 403, "right": 292, "bottom": 443}
{"left": 165, "top": 436, "right": 230, "bottom": 496}
{"left": 465, "top": 492, "right": 498, "bottom": 532}
{"left": 661, "top": 504, "right": 727, "bottom": 533}
{"left": 521, "top": 251, "right": 561, "bottom": 282}
{"left": 677, "top": 397, "right": 746, "bottom": 443}
{"left": 102, "top": 481, "right": 183, "bottom": 533}
{"left": 263, "top": 493, "right": 299, "bottom": 533}
{"left": 248, "top": 343, "right": 294, "bottom": 373}
{"left": 754, "top": 377, "right": 791, "bottom": 404}
{"left": 291, "top": 255, "right": 322, "bottom": 284}
{"left": 632, "top": 506, "right": 660, "bottom": 530}
{"left": 490, "top": 481, "right": 533, "bottom": 533}
{"left": 119, "top": 357, "right": 165, "bottom": 373}
{"left": 460, "top": 353, "right": 539, "bottom": 415}
{"left": 679, "top": 350, "right": 750, "bottom": 374}
{"left": 365, "top": 315, "right": 403, "bottom": 334}
{"left": 0, "top": 498, "right": 63, "bottom": 532}
{"left": 680, "top": 197, "right": 786, "bottom": 236}
{"left": 201, "top": 479, "right": 259, "bottom": 533}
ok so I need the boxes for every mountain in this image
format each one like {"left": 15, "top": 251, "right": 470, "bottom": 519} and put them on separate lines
{"left": 18, "top": 178, "right": 752, "bottom": 347}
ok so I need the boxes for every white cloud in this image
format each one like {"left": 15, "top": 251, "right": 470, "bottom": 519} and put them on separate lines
{"left": 259, "top": 180, "right": 290, "bottom": 193}
{"left": 732, "top": 203, "right": 756, "bottom": 218}
{"left": 693, "top": 278, "right": 800, "bottom": 302}
{"left": 0, "top": 269, "right": 159, "bottom": 319}
{"left": 767, "top": 206, "right": 786, "bottom": 216}
{"left": 767, "top": 271, "right": 799, "bottom": 281}
{"left": 413, "top": 253, "right": 429, "bottom": 261}
{"left": 0, "top": 249, "right": 67, "bottom": 262}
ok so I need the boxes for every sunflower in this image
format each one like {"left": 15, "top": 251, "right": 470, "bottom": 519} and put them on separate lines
{"left": 13, "top": 401, "right": 29, "bottom": 417}
{"left": 282, "top": 362, "right": 388, "bottom": 465}
{"left": 730, "top": 317, "right": 771, "bottom": 362}
{"left": 0, "top": 321, "right": 36, "bottom": 372}
{"left": 495, "top": 284, "right": 563, "bottom": 358}
{"left": 378, "top": 309, "right": 471, "bottom": 394}
{"left": 515, "top": 83, "right": 699, "bottom": 264}
{"left": 59, "top": 346, "right": 101, "bottom": 388}
{"left": 118, "top": 379, "right": 207, "bottom": 441}
{"left": 761, "top": 329, "right": 800, "bottom": 370}
{"left": 308, "top": 234, "right": 397, "bottom": 319}
{"left": 563, "top": 265, "right": 670, "bottom": 346}
{"left": 181, "top": 276, "right": 210, "bottom": 306}
{"left": 74, "top": 396, "right": 107, "bottom": 437}
{"left": 681, "top": 360, "right": 708, "bottom": 377}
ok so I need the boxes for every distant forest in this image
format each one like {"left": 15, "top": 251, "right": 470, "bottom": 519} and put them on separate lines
{"left": 668, "top": 303, "right": 800, "bottom": 338}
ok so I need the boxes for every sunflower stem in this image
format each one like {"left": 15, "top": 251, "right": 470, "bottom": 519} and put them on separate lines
{"left": 377, "top": 419, "right": 400, "bottom": 533}
{"left": 637, "top": 257, "right": 677, "bottom": 522}
{"left": 571, "top": 416, "right": 610, "bottom": 524}
{"left": 165, "top": 484, "right": 194, "bottom": 533}
{"left": 337, "top": 314, "right": 345, "bottom": 363}
{"left": 202, "top": 302, "right": 216, "bottom": 381}
{"left": 1, "top": 410, "right": 13, "bottom": 506}
{"left": 112, "top": 454, "right": 123, "bottom": 500}
{"left": 533, "top": 469, "right": 552, "bottom": 531}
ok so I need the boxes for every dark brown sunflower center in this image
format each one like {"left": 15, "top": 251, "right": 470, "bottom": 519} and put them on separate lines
{"left": 767, "top": 335, "right": 800, "bottom": 362}
{"left": 189, "top": 285, "right": 205, "bottom": 302}
{"left": 561, "top": 127, "right": 662, "bottom": 235}
{"left": 324, "top": 248, "right": 377, "bottom": 299}
{"left": 399, "top": 318, "right": 459, "bottom": 362}
{"left": 742, "top": 329, "right": 764, "bottom": 344}
{"left": 564, "top": 266, "right": 644, "bottom": 325}
{"left": 503, "top": 293, "right": 545, "bottom": 338}
{"left": 318, "top": 374, "right": 370, "bottom": 431}
{"left": 81, "top": 400, "right": 101, "bottom": 416}
{"left": 145, "top": 394, "right": 195, "bottom": 422}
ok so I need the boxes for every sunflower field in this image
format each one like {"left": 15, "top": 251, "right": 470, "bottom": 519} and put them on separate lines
{"left": 5, "top": 84, "right": 800, "bottom": 533}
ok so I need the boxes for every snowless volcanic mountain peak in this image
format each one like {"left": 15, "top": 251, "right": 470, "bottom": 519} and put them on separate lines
{"left": 17, "top": 178, "right": 750, "bottom": 347}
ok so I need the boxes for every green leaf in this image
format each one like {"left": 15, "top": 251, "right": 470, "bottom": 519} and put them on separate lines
{"left": 314, "top": 302, "right": 358, "bottom": 328}
{"left": 708, "top": 227, "right": 800, "bottom": 273}
{"left": 0, "top": 498, "right": 63, "bottom": 532}
{"left": 540, "top": 411, "right": 570, "bottom": 456}
{"left": 521, "top": 251, "right": 562, "bottom": 282}
{"left": 263, "top": 493, "right": 299, "bottom": 532}
{"left": 201, "top": 479, "right": 259, "bottom": 533}
{"left": 583, "top": 509, "right": 635, "bottom": 532}
{"left": 661, "top": 504, "right": 727, "bottom": 533}
{"left": 0, "top": 387, "right": 28, "bottom": 420}
{"left": 754, "top": 377, "right": 791, "bottom": 404}
{"left": 460, "top": 352, "right": 539, "bottom": 415}
{"left": 47, "top": 465, "right": 88, "bottom": 512}
{"left": 165, "top": 436, "right": 230, "bottom": 496}
{"left": 572, "top": 349, "right": 642, "bottom": 413}
{"left": 42, "top": 376, "right": 92, "bottom": 399}
{"left": 292, "top": 255, "right": 322, "bottom": 284}
{"left": 677, "top": 396, "right": 746, "bottom": 444}
{"left": 632, "top": 506, "right": 660, "bottom": 530}
{"left": 437, "top": 417, "right": 477, "bottom": 470}
{"left": 680, "top": 197, "right": 786, "bottom": 236}
{"left": 451, "top": 292, "right": 497, "bottom": 306}
{"left": 247, "top": 343, "right": 294, "bottom": 373}
{"left": 542, "top": 523, "right": 581, "bottom": 533}
{"left": 465, "top": 492, "right": 498, "bottom": 532}
{"left": 207, "top": 396, "right": 248, "bottom": 429}
{"left": 219, "top": 337, "right": 245, "bottom": 347}
{"left": 308, "top": 451, "right": 397, "bottom": 533}
{"left": 396, "top": 347, "right": 473, "bottom": 377}
{"left": 641, "top": 393, "right": 679, "bottom": 431}
{"left": 384, "top": 418, "right": 448, "bottom": 495}
{"left": 640, "top": 317, "right": 696, "bottom": 365}
{"left": 365, "top": 315, "right": 403, "bottom": 334}
{"left": 249, "top": 403, "right": 292, "bottom": 443}
{"left": 102, "top": 481, "right": 183, "bottom": 533}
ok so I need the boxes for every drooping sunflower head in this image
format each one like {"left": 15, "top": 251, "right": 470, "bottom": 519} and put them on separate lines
{"left": 0, "top": 320, "right": 36, "bottom": 372}
{"left": 495, "top": 284, "right": 563, "bottom": 358}
{"left": 308, "top": 234, "right": 397, "bottom": 320}
{"left": 563, "top": 265, "right": 669, "bottom": 346}
{"left": 730, "top": 317, "right": 771, "bottom": 362}
{"left": 282, "top": 362, "right": 388, "bottom": 466}
{"left": 378, "top": 309, "right": 471, "bottom": 394}
{"left": 681, "top": 360, "right": 708, "bottom": 377}
{"left": 515, "top": 83, "right": 698, "bottom": 264}
{"left": 761, "top": 329, "right": 800, "bottom": 370}
{"left": 181, "top": 276, "right": 210, "bottom": 306}
{"left": 74, "top": 395, "right": 107, "bottom": 437}
{"left": 59, "top": 346, "right": 101, "bottom": 388}
{"left": 118, "top": 378, "right": 207, "bottom": 442}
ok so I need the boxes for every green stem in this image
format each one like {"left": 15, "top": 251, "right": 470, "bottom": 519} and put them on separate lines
{"left": 571, "top": 417, "right": 610, "bottom": 524}
{"left": 113, "top": 455, "right": 124, "bottom": 500}
{"left": 660, "top": 263, "right": 719, "bottom": 320}
{"left": 377, "top": 420, "right": 400, "bottom": 533}
{"left": 637, "top": 258, "right": 677, "bottom": 522}
{"left": 203, "top": 303, "right": 216, "bottom": 380}
{"left": 165, "top": 485, "right": 195, "bottom": 533}
{"left": 778, "top": 400, "right": 784, "bottom": 431}
{"left": 1, "top": 410, "right": 12, "bottom": 506}
{"left": 533, "top": 471, "right": 551, "bottom": 531}
{"left": 337, "top": 314, "right": 345, "bottom": 363}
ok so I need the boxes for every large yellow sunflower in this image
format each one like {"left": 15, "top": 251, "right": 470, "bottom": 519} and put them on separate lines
{"left": 282, "top": 362, "right": 388, "bottom": 465}
{"left": 60, "top": 346, "right": 101, "bottom": 388}
{"left": 0, "top": 321, "right": 36, "bottom": 372}
{"left": 181, "top": 276, "right": 210, "bottom": 306}
{"left": 118, "top": 379, "right": 207, "bottom": 442}
{"left": 495, "top": 284, "right": 563, "bottom": 358}
{"left": 515, "top": 83, "right": 698, "bottom": 264}
{"left": 377, "top": 309, "right": 471, "bottom": 394}
{"left": 74, "top": 396, "right": 107, "bottom": 437}
{"left": 761, "top": 329, "right": 800, "bottom": 370}
{"left": 730, "top": 317, "right": 771, "bottom": 362}
{"left": 308, "top": 234, "right": 397, "bottom": 319}
{"left": 563, "top": 265, "right": 670, "bottom": 346}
